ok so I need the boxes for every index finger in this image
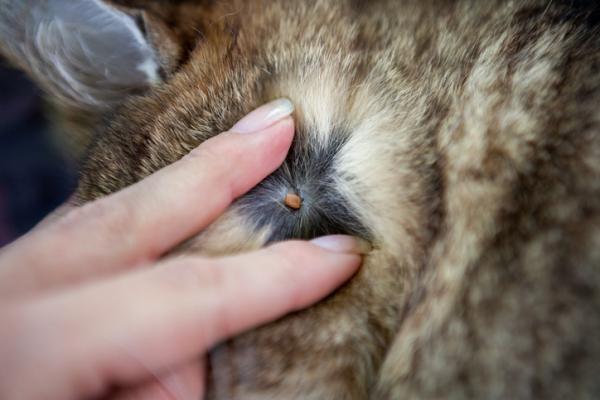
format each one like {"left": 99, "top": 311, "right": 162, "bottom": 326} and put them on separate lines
{"left": 0, "top": 100, "right": 296, "bottom": 297}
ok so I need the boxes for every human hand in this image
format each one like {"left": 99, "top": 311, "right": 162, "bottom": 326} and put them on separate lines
{"left": 0, "top": 99, "right": 366, "bottom": 400}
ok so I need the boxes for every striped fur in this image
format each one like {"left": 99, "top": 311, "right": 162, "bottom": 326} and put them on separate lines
{"left": 2, "top": 0, "right": 600, "bottom": 398}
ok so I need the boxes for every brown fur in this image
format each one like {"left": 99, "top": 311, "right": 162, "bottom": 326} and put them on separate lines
{"left": 2, "top": 0, "right": 600, "bottom": 398}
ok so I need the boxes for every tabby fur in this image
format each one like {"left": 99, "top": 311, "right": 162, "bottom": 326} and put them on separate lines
{"left": 1, "top": 0, "right": 599, "bottom": 398}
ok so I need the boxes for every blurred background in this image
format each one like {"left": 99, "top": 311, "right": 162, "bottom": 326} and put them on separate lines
{"left": 0, "top": 62, "right": 77, "bottom": 247}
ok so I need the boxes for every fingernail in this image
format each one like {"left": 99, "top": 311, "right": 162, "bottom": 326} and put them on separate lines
{"left": 311, "top": 235, "right": 372, "bottom": 255}
{"left": 231, "top": 98, "right": 295, "bottom": 134}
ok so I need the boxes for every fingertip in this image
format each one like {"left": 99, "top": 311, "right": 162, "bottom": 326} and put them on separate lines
{"left": 267, "top": 239, "right": 363, "bottom": 284}
{"left": 258, "top": 240, "right": 362, "bottom": 315}
{"left": 229, "top": 98, "right": 295, "bottom": 134}
{"left": 237, "top": 115, "right": 295, "bottom": 166}
{"left": 187, "top": 115, "right": 295, "bottom": 198}
{"left": 310, "top": 235, "right": 373, "bottom": 255}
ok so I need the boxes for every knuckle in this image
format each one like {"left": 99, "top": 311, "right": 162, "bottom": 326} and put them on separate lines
{"left": 261, "top": 245, "right": 311, "bottom": 306}
{"left": 188, "top": 141, "right": 224, "bottom": 165}
{"left": 187, "top": 134, "right": 243, "bottom": 171}
{"left": 97, "top": 203, "right": 137, "bottom": 241}
{"left": 188, "top": 139, "right": 245, "bottom": 201}
{"left": 268, "top": 241, "right": 315, "bottom": 268}
{"left": 158, "top": 257, "right": 228, "bottom": 293}
{"left": 60, "top": 197, "right": 139, "bottom": 248}
{"left": 186, "top": 138, "right": 241, "bottom": 198}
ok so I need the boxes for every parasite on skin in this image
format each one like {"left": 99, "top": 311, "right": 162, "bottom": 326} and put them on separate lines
{"left": 284, "top": 193, "right": 302, "bottom": 210}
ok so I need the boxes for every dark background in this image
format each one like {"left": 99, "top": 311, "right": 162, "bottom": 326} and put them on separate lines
{"left": 0, "top": 63, "right": 76, "bottom": 247}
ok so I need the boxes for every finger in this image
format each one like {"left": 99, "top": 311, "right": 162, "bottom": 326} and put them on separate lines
{"left": 0, "top": 99, "right": 295, "bottom": 298}
{"left": 32, "top": 201, "right": 76, "bottom": 231}
{"left": 109, "top": 361, "right": 204, "bottom": 400}
{"left": 6, "top": 238, "right": 364, "bottom": 399}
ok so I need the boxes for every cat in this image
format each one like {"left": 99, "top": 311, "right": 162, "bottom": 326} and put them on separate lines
{"left": 1, "top": 0, "right": 599, "bottom": 398}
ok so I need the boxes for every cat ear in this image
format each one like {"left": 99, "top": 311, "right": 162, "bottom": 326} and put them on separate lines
{"left": 0, "top": 0, "right": 179, "bottom": 110}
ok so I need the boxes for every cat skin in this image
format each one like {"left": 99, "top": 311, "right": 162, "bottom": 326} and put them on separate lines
{"left": 1, "top": 0, "right": 599, "bottom": 398}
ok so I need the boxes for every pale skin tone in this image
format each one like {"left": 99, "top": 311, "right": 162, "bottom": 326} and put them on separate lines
{"left": 0, "top": 100, "right": 366, "bottom": 400}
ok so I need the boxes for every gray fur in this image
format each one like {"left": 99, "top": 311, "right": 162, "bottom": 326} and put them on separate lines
{"left": 0, "top": 0, "right": 159, "bottom": 109}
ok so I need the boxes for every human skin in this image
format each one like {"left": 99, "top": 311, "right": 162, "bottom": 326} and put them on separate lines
{"left": 0, "top": 100, "right": 366, "bottom": 400}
